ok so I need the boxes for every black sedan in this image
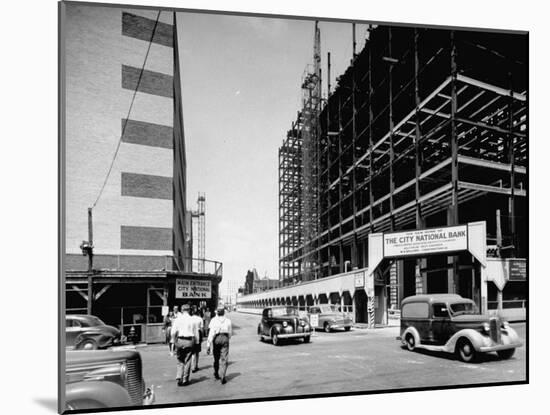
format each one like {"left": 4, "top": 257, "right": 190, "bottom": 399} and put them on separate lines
{"left": 66, "top": 314, "right": 122, "bottom": 350}
{"left": 258, "top": 306, "right": 312, "bottom": 346}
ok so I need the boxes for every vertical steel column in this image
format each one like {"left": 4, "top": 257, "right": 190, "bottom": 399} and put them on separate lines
{"left": 388, "top": 28, "right": 396, "bottom": 232}
{"left": 414, "top": 29, "right": 424, "bottom": 295}
{"left": 449, "top": 31, "right": 459, "bottom": 294}
{"left": 450, "top": 30, "right": 459, "bottom": 224}
{"left": 507, "top": 71, "right": 516, "bottom": 257}
{"left": 351, "top": 42, "right": 358, "bottom": 267}
{"left": 368, "top": 44, "right": 374, "bottom": 232}
{"left": 338, "top": 92, "right": 343, "bottom": 273}
{"left": 327, "top": 52, "right": 332, "bottom": 276}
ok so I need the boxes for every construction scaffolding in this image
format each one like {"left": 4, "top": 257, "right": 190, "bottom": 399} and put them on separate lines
{"left": 279, "top": 24, "right": 527, "bottom": 287}
{"left": 279, "top": 22, "right": 322, "bottom": 284}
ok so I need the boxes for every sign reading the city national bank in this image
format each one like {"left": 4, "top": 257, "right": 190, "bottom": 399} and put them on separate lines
{"left": 176, "top": 279, "right": 212, "bottom": 299}
{"left": 383, "top": 225, "right": 468, "bottom": 258}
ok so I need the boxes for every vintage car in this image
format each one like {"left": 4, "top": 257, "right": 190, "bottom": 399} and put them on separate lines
{"left": 308, "top": 304, "right": 353, "bottom": 332}
{"left": 399, "top": 294, "right": 522, "bottom": 362}
{"left": 65, "top": 349, "right": 154, "bottom": 410}
{"left": 66, "top": 314, "right": 122, "bottom": 350}
{"left": 258, "top": 306, "right": 312, "bottom": 345}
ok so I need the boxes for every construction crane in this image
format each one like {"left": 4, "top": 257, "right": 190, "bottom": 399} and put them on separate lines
{"left": 300, "top": 21, "right": 321, "bottom": 281}
{"left": 191, "top": 192, "right": 206, "bottom": 273}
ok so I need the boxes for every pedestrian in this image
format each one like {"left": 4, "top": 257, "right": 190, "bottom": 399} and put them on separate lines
{"left": 206, "top": 305, "right": 232, "bottom": 384}
{"left": 203, "top": 307, "right": 212, "bottom": 338}
{"left": 190, "top": 305, "right": 204, "bottom": 372}
{"left": 163, "top": 310, "right": 176, "bottom": 356}
{"left": 171, "top": 303, "right": 200, "bottom": 386}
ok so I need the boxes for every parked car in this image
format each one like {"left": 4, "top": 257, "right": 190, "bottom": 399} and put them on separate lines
{"left": 399, "top": 294, "right": 522, "bottom": 362}
{"left": 65, "top": 349, "right": 154, "bottom": 410}
{"left": 308, "top": 304, "right": 353, "bottom": 332}
{"left": 66, "top": 314, "right": 122, "bottom": 350}
{"left": 258, "top": 306, "right": 312, "bottom": 345}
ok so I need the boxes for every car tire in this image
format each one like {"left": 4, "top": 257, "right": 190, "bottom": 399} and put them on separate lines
{"left": 272, "top": 330, "right": 280, "bottom": 346}
{"left": 497, "top": 348, "right": 516, "bottom": 360}
{"left": 405, "top": 333, "right": 416, "bottom": 351}
{"left": 303, "top": 336, "right": 311, "bottom": 343}
{"left": 456, "top": 338, "right": 477, "bottom": 363}
{"left": 324, "top": 322, "right": 331, "bottom": 333}
{"left": 66, "top": 400, "right": 105, "bottom": 410}
{"left": 344, "top": 326, "right": 351, "bottom": 332}
{"left": 79, "top": 339, "right": 98, "bottom": 350}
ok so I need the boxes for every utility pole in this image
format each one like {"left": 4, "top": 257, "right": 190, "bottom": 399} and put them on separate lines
{"left": 80, "top": 208, "right": 94, "bottom": 315}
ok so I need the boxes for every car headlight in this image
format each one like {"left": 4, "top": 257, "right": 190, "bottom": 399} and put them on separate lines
{"left": 282, "top": 321, "right": 288, "bottom": 327}
{"left": 482, "top": 322, "right": 490, "bottom": 332}
{"left": 300, "top": 320, "right": 305, "bottom": 326}
{"left": 502, "top": 321, "right": 510, "bottom": 329}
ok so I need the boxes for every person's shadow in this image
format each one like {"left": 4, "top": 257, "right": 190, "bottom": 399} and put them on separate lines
{"left": 224, "top": 372, "right": 241, "bottom": 382}
{"left": 34, "top": 398, "right": 57, "bottom": 412}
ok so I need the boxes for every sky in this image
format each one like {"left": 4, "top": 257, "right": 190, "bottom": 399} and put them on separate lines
{"left": 176, "top": 11, "right": 369, "bottom": 296}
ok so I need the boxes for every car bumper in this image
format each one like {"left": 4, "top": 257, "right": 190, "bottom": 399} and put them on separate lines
{"left": 479, "top": 341, "right": 523, "bottom": 352}
{"left": 276, "top": 332, "right": 311, "bottom": 339}
{"left": 329, "top": 323, "right": 352, "bottom": 329}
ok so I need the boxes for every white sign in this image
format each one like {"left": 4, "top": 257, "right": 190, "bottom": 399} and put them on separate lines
{"left": 176, "top": 279, "right": 212, "bottom": 299}
{"left": 383, "top": 225, "right": 468, "bottom": 258}
{"left": 310, "top": 314, "right": 319, "bottom": 327}
{"left": 354, "top": 271, "right": 365, "bottom": 287}
{"left": 161, "top": 306, "right": 169, "bottom": 316}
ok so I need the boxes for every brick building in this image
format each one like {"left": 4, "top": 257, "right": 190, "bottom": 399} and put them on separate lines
{"left": 61, "top": 3, "right": 222, "bottom": 343}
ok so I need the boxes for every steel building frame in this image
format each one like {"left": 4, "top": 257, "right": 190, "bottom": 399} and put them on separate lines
{"left": 279, "top": 25, "right": 527, "bottom": 286}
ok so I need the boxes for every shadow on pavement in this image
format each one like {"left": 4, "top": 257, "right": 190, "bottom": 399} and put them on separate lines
{"left": 224, "top": 372, "right": 241, "bottom": 382}
{"left": 400, "top": 345, "right": 506, "bottom": 364}
{"left": 189, "top": 376, "right": 209, "bottom": 385}
{"left": 34, "top": 398, "right": 57, "bottom": 412}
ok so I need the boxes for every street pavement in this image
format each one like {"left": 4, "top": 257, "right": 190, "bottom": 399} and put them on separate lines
{"left": 139, "top": 311, "right": 526, "bottom": 405}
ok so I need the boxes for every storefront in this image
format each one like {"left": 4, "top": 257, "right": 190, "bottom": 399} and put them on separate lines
{"left": 65, "top": 271, "right": 222, "bottom": 343}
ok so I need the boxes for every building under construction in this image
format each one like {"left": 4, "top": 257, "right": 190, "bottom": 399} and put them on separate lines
{"left": 273, "top": 23, "right": 527, "bottom": 324}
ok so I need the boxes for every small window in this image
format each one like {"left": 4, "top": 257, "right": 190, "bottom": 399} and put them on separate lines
{"left": 433, "top": 303, "right": 449, "bottom": 318}
{"left": 67, "top": 319, "right": 81, "bottom": 328}
{"left": 262, "top": 309, "right": 270, "bottom": 318}
{"left": 402, "top": 302, "right": 429, "bottom": 318}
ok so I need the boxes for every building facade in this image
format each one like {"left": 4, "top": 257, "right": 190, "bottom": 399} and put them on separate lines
{"left": 61, "top": 4, "right": 222, "bottom": 342}
{"left": 254, "top": 24, "right": 528, "bottom": 325}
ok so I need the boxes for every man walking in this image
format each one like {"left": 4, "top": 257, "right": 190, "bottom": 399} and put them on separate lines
{"left": 206, "top": 306, "right": 232, "bottom": 384}
{"left": 190, "top": 305, "right": 204, "bottom": 373}
{"left": 172, "top": 304, "right": 200, "bottom": 386}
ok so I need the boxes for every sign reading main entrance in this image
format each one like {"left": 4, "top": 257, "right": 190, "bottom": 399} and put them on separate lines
{"left": 383, "top": 225, "right": 468, "bottom": 258}
{"left": 176, "top": 279, "right": 212, "bottom": 299}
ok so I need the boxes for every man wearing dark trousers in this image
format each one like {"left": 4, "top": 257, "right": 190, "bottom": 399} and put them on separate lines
{"left": 206, "top": 306, "right": 232, "bottom": 384}
{"left": 172, "top": 303, "right": 200, "bottom": 386}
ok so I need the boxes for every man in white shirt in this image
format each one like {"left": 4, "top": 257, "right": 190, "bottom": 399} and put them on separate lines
{"left": 190, "top": 305, "right": 204, "bottom": 372}
{"left": 172, "top": 303, "right": 200, "bottom": 386}
{"left": 206, "top": 306, "right": 232, "bottom": 384}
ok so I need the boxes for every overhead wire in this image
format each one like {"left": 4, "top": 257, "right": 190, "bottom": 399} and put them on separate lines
{"left": 91, "top": 10, "right": 162, "bottom": 209}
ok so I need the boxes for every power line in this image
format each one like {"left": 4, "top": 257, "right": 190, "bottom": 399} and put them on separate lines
{"left": 91, "top": 10, "right": 162, "bottom": 209}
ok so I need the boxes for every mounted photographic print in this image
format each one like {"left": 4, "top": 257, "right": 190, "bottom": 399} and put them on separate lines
{"left": 59, "top": 0, "right": 528, "bottom": 412}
